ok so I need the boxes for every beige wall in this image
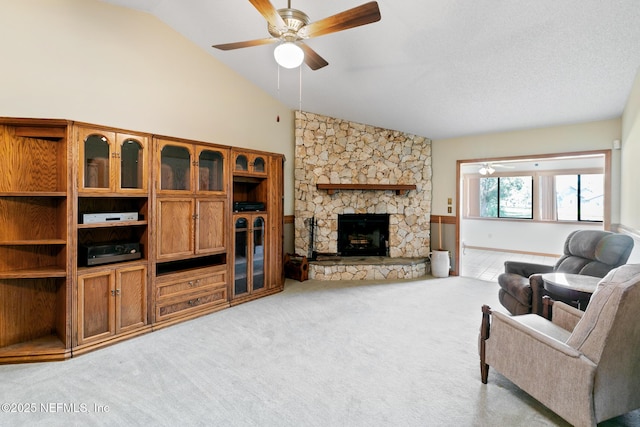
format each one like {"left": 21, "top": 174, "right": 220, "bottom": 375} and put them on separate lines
{"left": 621, "top": 68, "right": 640, "bottom": 233}
{"left": 0, "top": 0, "right": 295, "bottom": 213}
{"left": 431, "top": 118, "right": 621, "bottom": 218}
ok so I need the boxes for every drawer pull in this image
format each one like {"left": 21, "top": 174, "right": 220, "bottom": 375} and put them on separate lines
{"left": 188, "top": 298, "right": 201, "bottom": 306}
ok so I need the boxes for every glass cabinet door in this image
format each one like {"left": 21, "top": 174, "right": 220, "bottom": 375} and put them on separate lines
{"left": 84, "top": 133, "right": 111, "bottom": 189}
{"left": 253, "top": 157, "right": 265, "bottom": 174}
{"left": 235, "top": 154, "right": 248, "bottom": 172}
{"left": 119, "top": 137, "right": 145, "bottom": 190}
{"left": 198, "top": 149, "right": 224, "bottom": 192}
{"left": 160, "top": 144, "right": 191, "bottom": 191}
{"left": 234, "top": 217, "right": 248, "bottom": 295}
{"left": 252, "top": 216, "right": 265, "bottom": 291}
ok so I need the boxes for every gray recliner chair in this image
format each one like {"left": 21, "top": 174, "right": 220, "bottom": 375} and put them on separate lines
{"left": 497, "top": 230, "right": 634, "bottom": 315}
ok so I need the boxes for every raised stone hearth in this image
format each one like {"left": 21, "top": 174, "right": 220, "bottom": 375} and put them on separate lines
{"left": 294, "top": 111, "right": 433, "bottom": 280}
{"left": 310, "top": 256, "right": 428, "bottom": 280}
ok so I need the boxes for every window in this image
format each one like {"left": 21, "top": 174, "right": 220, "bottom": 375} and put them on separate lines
{"left": 555, "top": 174, "right": 603, "bottom": 222}
{"left": 479, "top": 176, "right": 533, "bottom": 219}
{"left": 463, "top": 154, "right": 607, "bottom": 224}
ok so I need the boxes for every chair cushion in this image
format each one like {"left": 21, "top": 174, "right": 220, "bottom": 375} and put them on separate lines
{"left": 498, "top": 289, "right": 531, "bottom": 316}
{"left": 555, "top": 230, "right": 634, "bottom": 277}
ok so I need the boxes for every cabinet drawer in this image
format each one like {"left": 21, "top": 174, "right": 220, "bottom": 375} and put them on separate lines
{"left": 156, "top": 269, "right": 226, "bottom": 300}
{"left": 155, "top": 286, "right": 227, "bottom": 322}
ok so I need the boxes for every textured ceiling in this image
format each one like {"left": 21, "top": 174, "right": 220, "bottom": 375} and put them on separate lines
{"left": 100, "top": 0, "right": 640, "bottom": 140}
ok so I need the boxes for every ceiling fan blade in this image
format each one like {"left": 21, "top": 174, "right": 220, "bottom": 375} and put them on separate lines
{"left": 249, "top": 0, "right": 287, "bottom": 32}
{"left": 299, "top": 43, "right": 329, "bottom": 70}
{"left": 213, "top": 38, "right": 278, "bottom": 51}
{"left": 299, "top": 1, "right": 381, "bottom": 39}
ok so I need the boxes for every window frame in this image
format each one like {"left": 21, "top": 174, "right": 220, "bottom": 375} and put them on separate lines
{"left": 554, "top": 173, "right": 604, "bottom": 223}
{"left": 478, "top": 175, "right": 534, "bottom": 219}
{"left": 464, "top": 167, "right": 604, "bottom": 223}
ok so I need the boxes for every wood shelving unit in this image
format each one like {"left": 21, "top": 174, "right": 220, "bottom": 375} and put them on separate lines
{"left": 0, "top": 118, "right": 71, "bottom": 363}
{"left": 1, "top": 117, "right": 286, "bottom": 364}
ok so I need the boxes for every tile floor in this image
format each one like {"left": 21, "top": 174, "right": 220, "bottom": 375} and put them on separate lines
{"left": 459, "top": 247, "right": 559, "bottom": 282}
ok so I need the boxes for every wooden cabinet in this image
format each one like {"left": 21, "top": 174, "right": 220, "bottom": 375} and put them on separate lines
{"left": 155, "top": 138, "right": 228, "bottom": 261}
{"left": 76, "top": 264, "right": 147, "bottom": 347}
{"left": 77, "top": 126, "right": 149, "bottom": 194}
{"left": 157, "top": 139, "right": 228, "bottom": 194}
{"left": 156, "top": 198, "right": 226, "bottom": 259}
{"left": 233, "top": 214, "right": 267, "bottom": 299}
{"left": 0, "top": 118, "right": 72, "bottom": 363}
{"left": 155, "top": 265, "right": 228, "bottom": 324}
{"left": 74, "top": 124, "right": 151, "bottom": 354}
{"left": 233, "top": 151, "right": 268, "bottom": 177}
{"left": 231, "top": 150, "right": 284, "bottom": 304}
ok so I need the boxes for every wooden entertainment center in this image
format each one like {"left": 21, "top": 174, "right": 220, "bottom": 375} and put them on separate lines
{"left": 0, "top": 117, "right": 284, "bottom": 363}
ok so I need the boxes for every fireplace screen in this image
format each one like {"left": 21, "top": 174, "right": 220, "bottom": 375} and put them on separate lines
{"left": 337, "top": 214, "right": 390, "bottom": 256}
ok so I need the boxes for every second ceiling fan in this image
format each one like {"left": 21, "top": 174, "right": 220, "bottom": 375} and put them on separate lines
{"left": 212, "top": 0, "right": 381, "bottom": 70}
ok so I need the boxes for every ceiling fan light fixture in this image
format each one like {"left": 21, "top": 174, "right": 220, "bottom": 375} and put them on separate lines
{"left": 479, "top": 164, "right": 495, "bottom": 175}
{"left": 274, "top": 42, "right": 304, "bottom": 68}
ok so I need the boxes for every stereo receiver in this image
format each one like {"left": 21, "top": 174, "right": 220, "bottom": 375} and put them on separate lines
{"left": 80, "top": 242, "right": 141, "bottom": 266}
{"left": 233, "top": 201, "right": 265, "bottom": 212}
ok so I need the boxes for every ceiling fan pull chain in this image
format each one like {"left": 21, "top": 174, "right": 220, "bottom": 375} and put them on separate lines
{"left": 277, "top": 64, "right": 281, "bottom": 122}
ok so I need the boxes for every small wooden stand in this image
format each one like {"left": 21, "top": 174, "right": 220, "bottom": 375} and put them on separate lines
{"left": 284, "top": 253, "right": 309, "bottom": 282}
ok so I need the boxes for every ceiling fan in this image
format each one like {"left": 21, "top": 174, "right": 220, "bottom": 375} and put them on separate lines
{"left": 478, "top": 162, "right": 515, "bottom": 175}
{"left": 212, "top": 0, "right": 381, "bottom": 70}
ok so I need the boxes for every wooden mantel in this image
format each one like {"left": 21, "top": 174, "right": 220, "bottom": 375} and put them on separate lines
{"left": 316, "top": 183, "right": 417, "bottom": 195}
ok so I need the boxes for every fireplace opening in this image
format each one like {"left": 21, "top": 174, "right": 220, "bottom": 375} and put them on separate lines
{"left": 337, "top": 214, "right": 390, "bottom": 256}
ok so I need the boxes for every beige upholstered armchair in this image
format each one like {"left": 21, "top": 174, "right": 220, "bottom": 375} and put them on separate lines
{"left": 480, "top": 264, "right": 640, "bottom": 426}
{"left": 497, "top": 230, "right": 634, "bottom": 315}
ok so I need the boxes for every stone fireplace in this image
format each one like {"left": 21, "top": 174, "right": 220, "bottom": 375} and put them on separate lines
{"left": 294, "top": 111, "right": 433, "bottom": 280}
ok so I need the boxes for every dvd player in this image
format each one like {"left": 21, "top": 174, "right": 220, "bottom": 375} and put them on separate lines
{"left": 82, "top": 212, "right": 138, "bottom": 224}
{"left": 80, "top": 242, "right": 141, "bottom": 266}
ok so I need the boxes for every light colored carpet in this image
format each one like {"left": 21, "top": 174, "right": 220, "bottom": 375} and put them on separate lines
{"left": 1, "top": 276, "right": 639, "bottom": 426}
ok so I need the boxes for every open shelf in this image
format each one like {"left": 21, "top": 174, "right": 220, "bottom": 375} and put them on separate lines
{"left": 0, "top": 239, "right": 66, "bottom": 245}
{"left": 0, "top": 266, "right": 66, "bottom": 279}
{"left": 77, "top": 220, "right": 148, "bottom": 229}
{"left": 0, "top": 334, "right": 69, "bottom": 362}
{"left": 156, "top": 254, "right": 227, "bottom": 276}
{"left": 0, "top": 191, "right": 66, "bottom": 198}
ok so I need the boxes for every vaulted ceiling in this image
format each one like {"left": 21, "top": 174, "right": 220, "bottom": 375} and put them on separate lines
{"left": 101, "top": 0, "right": 640, "bottom": 140}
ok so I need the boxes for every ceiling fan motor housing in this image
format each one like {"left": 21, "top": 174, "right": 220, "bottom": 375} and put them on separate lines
{"left": 268, "top": 8, "right": 309, "bottom": 41}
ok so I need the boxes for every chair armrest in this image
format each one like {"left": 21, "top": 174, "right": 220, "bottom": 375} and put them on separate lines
{"left": 551, "top": 301, "right": 584, "bottom": 332}
{"left": 491, "top": 311, "right": 581, "bottom": 357}
{"left": 530, "top": 274, "right": 547, "bottom": 315}
{"left": 504, "top": 261, "right": 554, "bottom": 277}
